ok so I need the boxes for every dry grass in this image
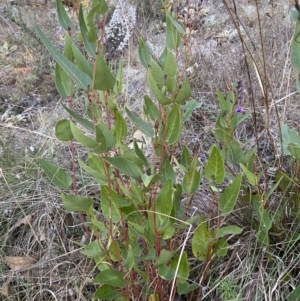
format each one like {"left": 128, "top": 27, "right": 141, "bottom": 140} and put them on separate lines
{"left": 0, "top": 0, "right": 300, "bottom": 300}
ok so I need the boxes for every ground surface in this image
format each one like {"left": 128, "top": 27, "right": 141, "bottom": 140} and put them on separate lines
{"left": 0, "top": 0, "right": 299, "bottom": 300}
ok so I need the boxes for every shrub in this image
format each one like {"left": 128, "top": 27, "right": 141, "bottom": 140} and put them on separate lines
{"left": 34, "top": 0, "right": 300, "bottom": 300}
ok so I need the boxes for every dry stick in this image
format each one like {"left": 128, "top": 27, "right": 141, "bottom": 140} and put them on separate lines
{"left": 254, "top": 0, "right": 277, "bottom": 156}
{"left": 169, "top": 223, "right": 193, "bottom": 301}
{"left": 222, "top": 0, "right": 259, "bottom": 153}
{"left": 67, "top": 83, "right": 92, "bottom": 238}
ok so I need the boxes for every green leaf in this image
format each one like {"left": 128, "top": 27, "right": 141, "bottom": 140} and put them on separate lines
{"left": 155, "top": 249, "right": 174, "bottom": 266}
{"left": 231, "top": 111, "right": 251, "bottom": 128}
{"left": 149, "top": 58, "right": 165, "bottom": 89}
{"left": 155, "top": 179, "right": 174, "bottom": 230}
{"left": 291, "top": 7, "right": 300, "bottom": 23}
{"left": 257, "top": 230, "right": 269, "bottom": 248}
{"left": 70, "top": 121, "right": 97, "bottom": 149}
{"left": 166, "top": 13, "right": 181, "bottom": 49}
{"left": 219, "top": 173, "right": 242, "bottom": 216}
{"left": 88, "top": 152, "right": 110, "bottom": 174}
{"left": 158, "top": 264, "right": 175, "bottom": 281}
{"left": 183, "top": 167, "right": 201, "bottom": 195}
{"left": 56, "top": 0, "right": 73, "bottom": 30}
{"left": 161, "top": 223, "right": 175, "bottom": 239}
{"left": 61, "top": 194, "right": 93, "bottom": 213}
{"left": 164, "top": 50, "right": 177, "bottom": 92}
{"left": 141, "top": 172, "right": 155, "bottom": 188}
{"left": 288, "top": 143, "right": 300, "bottom": 160}
{"left": 113, "top": 109, "right": 127, "bottom": 143}
{"left": 143, "top": 95, "right": 159, "bottom": 121}
{"left": 55, "top": 63, "right": 72, "bottom": 97}
{"left": 71, "top": 43, "right": 93, "bottom": 78}
{"left": 161, "top": 155, "right": 176, "bottom": 185}
{"left": 147, "top": 71, "right": 171, "bottom": 105}
{"left": 80, "top": 240, "right": 105, "bottom": 258}
{"left": 182, "top": 99, "right": 201, "bottom": 121}
{"left": 94, "top": 270, "right": 125, "bottom": 287}
{"left": 35, "top": 24, "right": 92, "bottom": 90}
{"left": 138, "top": 37, "right": 151, "bottom": 68}
{"left": 94, "top": 54, "right": 116, "bottom": 90}
{"left": 166, "top": 10, "right": 184, "bottom": 34}
{"left": 133, "top": 140, "right": 148, "bottom": 166}
{"left": 55, "top": 119, "right": 73, "bottom": 141}
{"left": 214, "top": 238, "right": 228, "bottom": 257}
{"left": 165, "top": 103, "right": 181, "bottom": 145}
{"left": 124, "top": 245, "right": 134, "bottom": 270}
{"left": 91, "top": 0, "right": 108, "bottom": 14}
{"left": 170, "top": 252, "right": 189, "bottom": 283}
{"left": 130, "top": 181, "right": 144, "bottom": 205}
{"left": 125, "top": 108, "right": 154, "bottom": 137}
{"left": 95, "top": 124, "right": 117, "bottom": 152}
{"left": 93, "top": 284, "right": 121, "bottom": 300}
{"left": 291, "top": 22, "right": 300, "bottom": 73}
{"left": 177, "top": 282, "right": 198, "bottom": 295}
{"left": 216, "top": 225, "right": 242, "bottom": 238}
{"left": 265, "top": 176, "right": 282, "bottom": 201}
{"left": 103, "top": 156, "right": 141, "bottom": 179}
{"left": 214, "top": 121, "right": 232, "bottom": 143}
{"left": 86, "top": 99, "right": 100, "bottom": 121}
{"left": 192, "top": 215, "right": 210, "bottom": 261}
{"left": 281, "top": 124, "right": 300, "bottom": 156}
{"left": 86, "top": 4, "right": 102, "bottom": 42}
{"left": 223, "top": 140, "right": 244, "bottom": 164}
{"left": 37, "top": 158, "right": 72, "bottom": 189}
{"left": 259, "top": 209, "right": 272, "bottom": 233}
{"left": 78, "top": 5, "right": 96, "bottom": 57}
{"left": 110, "top": 189, "right": 131, "bottom": 207}
{"left": 64, "top": 33, "right": 74, "bottom": 62}
{"left": 159, "top": 47, "right": 168, "bottom": 66}
{"left": 217, "top": 89, "right": 232, "bottom": 113}
{"left": 240, "top": 163, "right": 256, "bottom": 186}
{"left": 101, "top": 185, "right": 121, "bottom": 223}
{"left": 180, "top": 146, "right": 191, "bottom": 170}
{"left": 287, "top": 283, "right": 300, "bottom": 301}
{"left": 91, "top": 217, "right": 107, "bottom": 232}
{"left": 62, "top": 103, "right": 94, "bottom": 131}
{"left": 204, "top": 145, "right": 225, "bottom": 184}
{"left": 175, "top": 79, "right": 192, "bottom": 105}
{"left": 122, "top": 148, "right": 145, "bottom": 167}
{"left": 78, "top": 159, "right": 108, "bottom": 185}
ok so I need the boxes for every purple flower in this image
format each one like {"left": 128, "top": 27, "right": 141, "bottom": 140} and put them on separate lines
{"left": 235, "top": 105, "right": 243, "bottom": 114}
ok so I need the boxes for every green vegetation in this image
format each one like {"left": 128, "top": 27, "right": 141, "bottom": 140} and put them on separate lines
{"left": 1, "top": 0, "right": 300, "bottom": 300}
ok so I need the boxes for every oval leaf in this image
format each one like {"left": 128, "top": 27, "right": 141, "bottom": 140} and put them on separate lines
{"left": 94, "top": 270, "right": 125, "bottom": 287}
{"left": 34, "top": 24, "right": 92, "bottom": 90}
{"left": 126, "top": 108, "right": 154, "bottom": 137}
{"left": 78, "top": 5, "right": 96, "bottom": 57}
{"left": 165, "top": 103, "right": 181, "bottom": 145}
{"left": 56, "top": 0, "right": 73, "bottom": 30}
{"left": 204, "top": 145, "right": 224, "bottom": 184}
{"left": 219, "top": 173, "right": 242, "bottom": 216}
{"left": 94, "top": 54, "right": 116, "bottom": 90}
{"left": 55, "top": 119, "right": 73, "bottom": 141}
{"left": 55, "top": 63, "right": 72, "bottom": 97}
{"left": 216, "top": 225, "right": 243, "bottom": 239}
{"left": 103, "top": 156, "right": 141, "bottom": 179}
{"left": 37, "top": 159, "right": 72, "bottom": 189}
{"left": 61, "top": 194, "right": 93, "bottom": 213}
{"left": 93, "top": 284, "right": 122, "bottom": 300}
{"left": 191, "top": 216, "right": 209, "bottom": 261}
{"left": 70, "top": 121, "right": 97, "bottom": 148}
